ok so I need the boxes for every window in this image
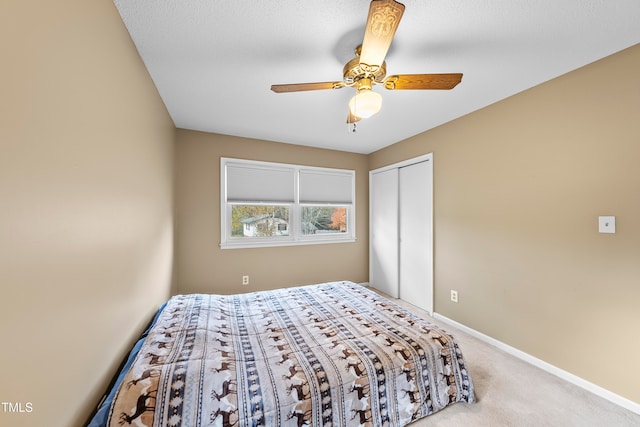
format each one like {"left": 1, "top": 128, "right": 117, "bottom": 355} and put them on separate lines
{"left": 221, "top": 158, "right": 355, "bottom": 248}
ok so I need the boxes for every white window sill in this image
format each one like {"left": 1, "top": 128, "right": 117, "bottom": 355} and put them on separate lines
{"left": 220, "top": 237, "right": 356, "bottom": 250}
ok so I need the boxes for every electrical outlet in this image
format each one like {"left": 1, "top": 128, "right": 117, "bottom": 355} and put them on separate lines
{"left": 450, "top": 290, "right": 458, "bottom": 303}
{"left": 242, "top": 275, "right": 249, "bottom": 285}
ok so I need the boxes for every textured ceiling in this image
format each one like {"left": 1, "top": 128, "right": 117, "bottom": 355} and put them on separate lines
{"left": 114, "top": 0, "right": 640, "bottom": 154}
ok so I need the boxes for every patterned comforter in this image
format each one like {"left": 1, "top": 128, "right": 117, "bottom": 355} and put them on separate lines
{"left": 107, "top": 281, "right": 475, "bottom": 426}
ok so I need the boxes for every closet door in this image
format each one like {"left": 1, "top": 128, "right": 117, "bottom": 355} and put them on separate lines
{"left": 398, "top": 160, "right": 433, "bottom": 313}
{"left": 370, "top": 168, "right": 399, "bottom": 298}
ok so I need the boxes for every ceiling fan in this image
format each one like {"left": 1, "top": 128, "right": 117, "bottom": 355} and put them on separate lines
{"left": 270, "top": 0, "right": 463, "bottom": 124}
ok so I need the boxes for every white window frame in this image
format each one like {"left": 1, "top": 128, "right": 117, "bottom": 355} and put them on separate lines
{"left": 220, "top": 157, "right": 356, "bottom": 249}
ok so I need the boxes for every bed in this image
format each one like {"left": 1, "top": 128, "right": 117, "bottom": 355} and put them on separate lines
{"left": 89, "top": 281, "right": 475, "bottom": 426}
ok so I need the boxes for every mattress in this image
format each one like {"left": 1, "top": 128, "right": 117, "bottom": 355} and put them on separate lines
{"left": 90, "top": 281, "right": 475, "bottom": 426}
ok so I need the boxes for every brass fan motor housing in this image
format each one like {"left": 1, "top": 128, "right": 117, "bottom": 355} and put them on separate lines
{"left": 343, "top": 46, "right": 387, "bottom": 84}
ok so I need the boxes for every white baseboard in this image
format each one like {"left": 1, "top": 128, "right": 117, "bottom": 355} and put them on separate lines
{"left": 433, "top": 312, "right": 640, "bottom": 416}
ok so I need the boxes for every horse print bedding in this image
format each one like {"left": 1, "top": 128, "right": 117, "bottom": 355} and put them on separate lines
{"left": 105, "top": 281, "right": 475, "bottom": 426}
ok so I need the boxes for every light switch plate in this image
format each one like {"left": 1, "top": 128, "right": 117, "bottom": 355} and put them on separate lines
{"left": 598, "top": 216, "right": 616, "bottom": 233}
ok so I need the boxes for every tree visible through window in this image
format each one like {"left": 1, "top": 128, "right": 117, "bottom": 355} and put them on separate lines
{"left": 301, "top": 207, "right": 347, "bottom": 235}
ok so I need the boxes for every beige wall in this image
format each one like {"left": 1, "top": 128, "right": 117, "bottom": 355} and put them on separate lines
{"left": 0, "top": 2, "right": 175, "bottom": 426}
{"left": 369, "top": 44, "right": 640, "bottom": 403}
{"left": 175, "top": 130, "right": 369, "bottom": 294}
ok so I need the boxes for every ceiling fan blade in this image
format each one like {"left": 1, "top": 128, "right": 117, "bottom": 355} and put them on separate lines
{"left": 271, "top": 81, "right": 345, "bottom": 93}
{"left": 359, "top": 0, "right": 405, "bottom": 68}
{"left": 383, "top": 73, "right": 463, "bottom": 90}
{"left": 347, "top": 110, "right": 362, "bottom": 124}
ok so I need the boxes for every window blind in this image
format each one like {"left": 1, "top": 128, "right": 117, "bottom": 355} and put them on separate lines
{"left": 226, "top": 163, "right": 295, "bottom": 202}
{"left": 299, "top": 169, "right": 354, "bottom": 204}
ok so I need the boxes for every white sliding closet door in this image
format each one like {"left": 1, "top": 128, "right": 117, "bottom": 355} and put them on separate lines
{"left": 398, "top": 160, "right": 433, "bottom": 312}
{"left": 370, "top": 168, "right": 399, "bottom": 298}
{"left": 370, "top": 154, "right": 433, "bottom": 312}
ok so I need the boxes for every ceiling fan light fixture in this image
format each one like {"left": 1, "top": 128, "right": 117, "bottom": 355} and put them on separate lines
{"left": 270, "top": 0, "right": 463, "bottom": 124}
{"left": 349, "top": 89, "right": 382, "bottom": 119}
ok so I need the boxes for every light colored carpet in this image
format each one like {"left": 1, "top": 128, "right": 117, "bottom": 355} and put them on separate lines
{"left": 382, "top": 294, "right": 640, "bottom": 427}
